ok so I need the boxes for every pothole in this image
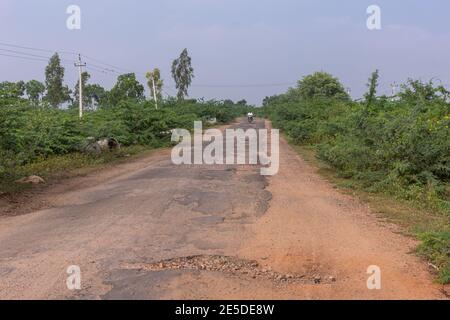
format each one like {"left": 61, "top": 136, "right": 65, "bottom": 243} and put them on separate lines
{"left": 121, "top": 255, "right": 335, "bottom": 285}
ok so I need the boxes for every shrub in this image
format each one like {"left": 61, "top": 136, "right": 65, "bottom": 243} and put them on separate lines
{"left": 0, "top": 98, "right": 250, "bottom": 184}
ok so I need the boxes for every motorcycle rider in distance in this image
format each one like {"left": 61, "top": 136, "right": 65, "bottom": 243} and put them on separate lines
{"left": 247, "top": 112, "right": 254, "bottom": 123}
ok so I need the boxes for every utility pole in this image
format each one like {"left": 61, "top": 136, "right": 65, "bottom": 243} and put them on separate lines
{"left": 151, "top": 76, "right": 158, "bottom": 110}
{"left": 390, "top": 82, "right": 398, "bottom": 96}
{"left": 75, "top": 54, "right": 86, "bottom": 119}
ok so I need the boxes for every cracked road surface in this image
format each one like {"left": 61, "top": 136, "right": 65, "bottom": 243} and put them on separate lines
{"left": 0, "top": 118, "right": 446, "bottom": 299}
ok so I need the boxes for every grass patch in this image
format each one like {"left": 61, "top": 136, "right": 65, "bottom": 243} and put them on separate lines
{"left": 416, "top": 232, "right": 450, "bottom": 284}
{"left": 0, "top": 145, "right": 158, "bottom": 194}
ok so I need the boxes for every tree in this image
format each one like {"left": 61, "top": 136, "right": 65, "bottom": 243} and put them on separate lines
{"left": 223, "top": 99, "right": 234, "bottom": 106}
{"left": 72, "top": 71, "right": 106, "bottom": 110}
{"left": 0, "top": 81, "right": 25, "bottom": 100}
{"left": 85, "top": 84, "right": 107, "bottom": 110}
{"left": 364, "top": 69, "right": 379, "bottom": 107}
{"left": 171, "top": 48, "right": 194, "bottom": 99}
{"left": 399, "top": 79, "right": 443, "bottom": 102}
{"left": 358, "top": 70, "right": 380, "bottom": 130}
{"left": 145, "top": 68, "right": 163, "bottom": 101}
{"left": 25, "top": 80, "right": 45, "bottom": 103}
{"left": 297, "top": 72, "right": 349, "bottom": 100}
{"left": 262, "top": 95, "right": 279, "bottom": 107}
{"left": 45, "top": 53, "right": 70, "bottom": 108}
{"left": 16, "top": 81, "right": 25, "bottom": 97}
{"left": 108, "top": 73, "right": 145, "bottom": 106}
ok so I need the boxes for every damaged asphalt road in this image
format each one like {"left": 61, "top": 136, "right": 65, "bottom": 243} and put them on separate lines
{"left": 0, "top": 118, "right": 445, "bottom": 300}
{"left": 0, "top": 119, "right": 273, "bottom": 299}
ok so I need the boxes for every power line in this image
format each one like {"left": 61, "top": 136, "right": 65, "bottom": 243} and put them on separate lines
{"left": 0, "top": 46, "right": 123, "bottom": 76}
{"left": 0, "top": 41, "right": 298, "bottom": 89}
{"left": 0, "top": 48, "right": 76, "bottom": 64}
{"left": 0, "top": 41, "right": 78, "bottom": 56}
{"left": 0, "top": 52, "right": 117, "bottom": 84}
{"left": 85, "top": 65, "right": 110, "bottom": 75}
{"left": 82, "top": 55, "right": 147, "bottom": 77}
{"left": 0, "top": 53, "right": 76, "bottom": 66}
{"left": 0, "top": 40, "right": 131, "bottom": 74}
{"left": 82, "top": 55, "right": 135, "bottom": 74}
{"left": 190, "top": 82, "right": 296, "bottom": 88}
{"left": 0, "top": 53, "right": 49, "bottom": 63}
{"left": 84, "top": 61, "right": 120, "bottom": 74}
{"left": 0, "top": 48, "right": 53, "bottom": 60}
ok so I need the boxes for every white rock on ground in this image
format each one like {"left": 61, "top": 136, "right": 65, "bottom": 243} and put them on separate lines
{"left": 16, "top": 175, "right": 45, "bottom": 184}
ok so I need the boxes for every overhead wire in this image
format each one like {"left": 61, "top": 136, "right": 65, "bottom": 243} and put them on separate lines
{"left": 0, "top": 53, "right": 50, "bottom": 63}
{"left": 0, "top": 41, "right": 78, "bottom": 56}
{"left": 0, "top": 48, "right": 77, "bottom": 64}
{"left": 0, "top": 40, "right": 298, "bottom": 91}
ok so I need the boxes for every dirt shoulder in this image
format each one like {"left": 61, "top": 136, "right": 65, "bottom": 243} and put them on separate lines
{"left": 0, "top": 118, "right": 447, "bottom": 299}
{"left": 238, "top": 121, "right": 448, "bottom": 299}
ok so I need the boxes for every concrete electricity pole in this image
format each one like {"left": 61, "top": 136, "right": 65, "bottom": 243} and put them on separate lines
{"left": 390, "top": 82, "right": 398, "bottom": 96}
{"left": 75, "top": 54, "right": 86, "bottom": 119}
{"left": 151, "top": 76, "right": 158, "bottom": 110}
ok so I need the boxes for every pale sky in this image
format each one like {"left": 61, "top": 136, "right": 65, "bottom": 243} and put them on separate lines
{"left": 1, "top": 0, "right": 449, "bottom": 104}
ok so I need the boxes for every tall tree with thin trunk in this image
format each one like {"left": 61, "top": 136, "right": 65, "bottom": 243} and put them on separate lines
{"left": 44, "top": 53, "right": 69, "bottom": 108}
{"left": 364, "top": 69, "right": 379, "bottom": 108}
{"left": 171, "top": 49, "right": 194, "bottom": 100}
{"left": 146, "top": 68, "right": 164, "bottom": 100}
{"left": 358, "top": 69, "right": 380, "bottom": 130}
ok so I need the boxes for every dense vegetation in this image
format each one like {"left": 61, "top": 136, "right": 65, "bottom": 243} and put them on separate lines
{"left": 0, "top": 99, "right": 248, "bottom": 165}
{"left": 1, "top": 48, "right": 448, "bottom": 283}
{"left": 262, "top": 71, "right": 450, "bottom": 283}
{"left": 0, "top": 51, "right": 251, "bottom": 190}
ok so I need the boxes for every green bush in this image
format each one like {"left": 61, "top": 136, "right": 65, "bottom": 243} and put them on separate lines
{"left": 416, "top": 231, "right": 450, "bottom": 284}
{"left": 263, "top": 75, "right": 450, "bottom": 283}
{"left": 263, "top": 79, "right": 450, "bottom": 212}
{"left": 0, "top": 98, "right": 250, "bottom": 183}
